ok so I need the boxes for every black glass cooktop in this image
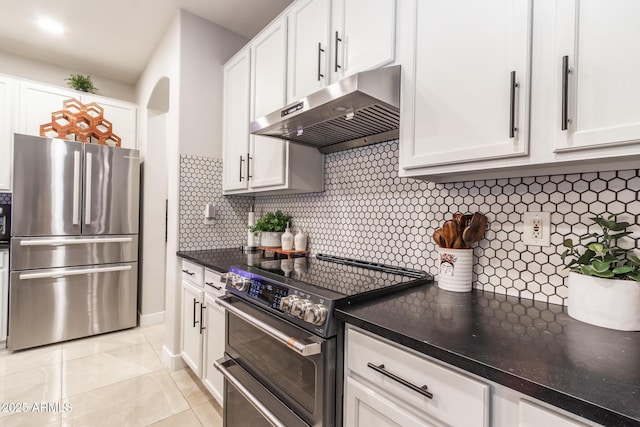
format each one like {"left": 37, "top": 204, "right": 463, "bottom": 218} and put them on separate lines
{"left": 233, "top": 254, "right": 433, "bottom": 301}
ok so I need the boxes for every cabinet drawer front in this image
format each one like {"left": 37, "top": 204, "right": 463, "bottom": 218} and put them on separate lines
{"left": 204, "top": 269, "right": 225, "bottom": 297}
{"left": 346, "top": 327, "right": 489, "bottom": 427}
{"left": 181, "top": 260, "right": 204, "bottom": 286}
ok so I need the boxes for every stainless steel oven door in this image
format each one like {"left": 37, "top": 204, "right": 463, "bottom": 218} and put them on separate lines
{"left": 216, "top": 358, "right": 311, "bottom": 427}
{"left": 216, "top": 295, "right": 335, "bottom": 427}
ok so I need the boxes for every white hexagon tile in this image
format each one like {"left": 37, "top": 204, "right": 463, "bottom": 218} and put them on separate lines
{"left": 179, "top": 141, "right": 640, "bottom": 306}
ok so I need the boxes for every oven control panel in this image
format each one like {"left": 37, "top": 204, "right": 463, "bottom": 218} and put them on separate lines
{"left": 225, "top": 270, "right": 331, "bottom": 331}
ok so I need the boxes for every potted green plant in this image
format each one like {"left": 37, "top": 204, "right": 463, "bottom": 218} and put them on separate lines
{"left": 249, "top": 210, "right": 292, "bottom": 247}
{"left": 65, "top": 73, "right": 98, "bottom": 93}
{"left": 561, "top": 214, "right": 640, "bottom": 330}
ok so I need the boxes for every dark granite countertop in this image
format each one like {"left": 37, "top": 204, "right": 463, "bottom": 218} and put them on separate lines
{"left": 336, "top": 283, "right": 640, "bottom": 427}
{"left": 176, "top": 247, "right": 274, "bottom": 273}
{"left": 0, "top": 242, "right": 8, "bottom": 250}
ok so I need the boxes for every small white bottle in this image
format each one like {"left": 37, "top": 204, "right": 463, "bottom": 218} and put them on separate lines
{"left": 294, "top": 229, "right": 308, "bottom": 251}
{"left": 281, "top": 222, "right": 294, "bottom": 250}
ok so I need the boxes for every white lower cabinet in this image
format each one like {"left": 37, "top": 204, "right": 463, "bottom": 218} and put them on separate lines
{"left": 519, "top": 400, "right": 589, "bottom": 427}
{"left": 344, "top": 325, "right": 601, "bottom": 427}
{"left": 344, "top": 325, "right": 489, "bottom": 427}
{"left": 345, "top": 376, "right": 439, "bottom": 427}
{"left": 179, "top": 260, "right": 226, "bottom": 407}
{"left": 181, "top": 279, "right": 205, "bottom": 376}
{"left": 0, "top": 249, "right": 8, "bottom": 346}
{"left": 202, "top": 271, "right": 226, "bottom": 406}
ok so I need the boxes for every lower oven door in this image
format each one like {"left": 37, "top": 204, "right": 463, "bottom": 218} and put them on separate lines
{"left": 216, "top": 295, "right": 335, "bottom": 427}
{"left": 216, "top": 357, "right": 311, "bottom": 427}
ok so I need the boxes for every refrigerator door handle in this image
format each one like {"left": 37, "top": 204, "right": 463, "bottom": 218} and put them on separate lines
{"left": 73, "top": 150, "right": 81, "bottom": 225}
{"left": 19, "top": 265, "right": 132, "bottom": 280}
{"left": 19, "top": 237, "right": 134, "bottom": 246}
{"left": 84, "top": 152, "right": 93, "bottom": 225}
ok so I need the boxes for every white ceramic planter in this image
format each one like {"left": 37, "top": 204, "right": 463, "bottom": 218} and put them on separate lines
{"left": 259, "top": 232, "right": 283, "bottom": 248}
{"left": 567, "top": 271, "right": 640, "bottom": 331}
{"left": 437, "top": 248, "right": 473, "bottom": 292}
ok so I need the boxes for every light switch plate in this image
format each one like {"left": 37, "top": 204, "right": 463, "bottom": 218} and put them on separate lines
{"left": 522, "top": 211, "right": 551, "bottom": 246}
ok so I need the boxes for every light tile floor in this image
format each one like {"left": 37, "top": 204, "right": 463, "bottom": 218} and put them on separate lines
{"left": 0, "top": 324, "right": 223, "bottom": 427}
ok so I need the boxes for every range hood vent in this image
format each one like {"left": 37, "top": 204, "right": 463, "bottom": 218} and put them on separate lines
{"left": 250, "top": 66, "right": 400, "bottom": 154}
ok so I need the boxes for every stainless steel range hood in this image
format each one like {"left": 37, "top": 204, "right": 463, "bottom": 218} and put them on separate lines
{"left": 250, "top": 66, "right": 400, "bottom": 154}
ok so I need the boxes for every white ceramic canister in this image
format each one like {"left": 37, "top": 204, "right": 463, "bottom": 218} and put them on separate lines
{"left": 294, "top": 229, "right": 308, "bottom": 251}
{"left": 437, "top": 247, "right": 473, "bottom": 292}
{"left": 281, "top": 223, "right": 294, "bottom": 251}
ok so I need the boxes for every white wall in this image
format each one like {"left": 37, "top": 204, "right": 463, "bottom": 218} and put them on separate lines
{"left": 0, "top": 51, "right": 135, "bottom": 101}
{"left": 179, "top": 11, "right": 247, "bottom": 159}
{"left": 135, "top": 9, "right": 246, "bottom": 370}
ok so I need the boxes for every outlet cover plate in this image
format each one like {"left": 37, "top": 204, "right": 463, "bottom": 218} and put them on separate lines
{"left": 523, "top": 211, "right": 551, "bottom": 246}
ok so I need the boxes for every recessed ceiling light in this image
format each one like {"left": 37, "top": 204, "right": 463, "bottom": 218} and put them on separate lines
{"left": 38, "top": 18, "right": 64, "bottom": 35}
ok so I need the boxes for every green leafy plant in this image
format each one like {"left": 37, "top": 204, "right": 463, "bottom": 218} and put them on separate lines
{"left": 65, "top": 73, "right": 98, "bottom": 93}
{"left": 561, "top": 214, "right": 640, "bottom": 281}
{"left": 249, "top": 210, "right": 292, "bottom": 234}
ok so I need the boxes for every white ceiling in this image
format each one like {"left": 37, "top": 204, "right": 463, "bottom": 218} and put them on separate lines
{"left": 0, "top": 0, "right": 293, "bottom": 85}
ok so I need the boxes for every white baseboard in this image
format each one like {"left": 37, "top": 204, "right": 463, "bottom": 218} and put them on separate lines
{"left": 162, "top": 345, "right": 186, "bottom": 371}
{"left": 138, "top": 311, "right": 165, "bottom": 327}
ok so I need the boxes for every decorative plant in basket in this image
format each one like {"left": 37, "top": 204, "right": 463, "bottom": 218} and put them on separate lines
{"left": 561, "top": 214, "right": 640, "bottom": 331}
{"left": 65, "top": 73, "right": 98, "bottom": 93}
{"left": 249, "top": 210, "right": 292, "bottom": 247}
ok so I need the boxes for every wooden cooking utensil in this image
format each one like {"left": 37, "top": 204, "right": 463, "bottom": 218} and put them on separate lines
{"left": 433, "top": 228, "right": 445, "bottom": 248}
{"left": 442, "top": 220, "right": 459, "bottom": 249}
{"left": 462, "top": 213, "right": 488, "bottom": 247}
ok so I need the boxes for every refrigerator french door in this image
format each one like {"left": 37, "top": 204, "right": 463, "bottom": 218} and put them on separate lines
{"left": 9, "top": 133, "right": 140, "bottom": 351}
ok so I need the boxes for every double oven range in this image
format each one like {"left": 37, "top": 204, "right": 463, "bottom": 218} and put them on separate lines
{"left": 215, "top": 254, "right": 433, "bottom": 427}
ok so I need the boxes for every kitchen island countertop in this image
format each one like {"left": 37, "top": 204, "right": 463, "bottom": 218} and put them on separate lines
{"left": 336, "top": 283, "right": 640, "bottom": 427}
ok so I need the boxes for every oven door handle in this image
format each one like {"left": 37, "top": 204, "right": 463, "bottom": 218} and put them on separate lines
{"left": 215, "top": 359, "right": 293, "bottom": 427}
{"left": 216, "top": 297, "right": 322, "bottom": 357}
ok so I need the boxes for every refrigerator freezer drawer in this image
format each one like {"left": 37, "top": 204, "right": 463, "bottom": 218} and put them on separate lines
{"left": 8, "top": 262, "right": 137, "bottom": 351}
{"left": 10, "top": 235, "right": 138, "bottom": 270}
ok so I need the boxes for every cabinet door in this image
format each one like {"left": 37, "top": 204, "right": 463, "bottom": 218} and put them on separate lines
{"left": 222, "top": 50, "right": 251, "bottom": 192}
{"left": 554, "top": 0, "right": 640, "bottom": 152}
{"left": 81, "top": 95, "right": 137, "bottom": 149}
{"left": 18, "top": 82, "right": 76, "bottom": 138}
{"left": 345, "top": 376, "right": 441, "bottom": 427}
{"left": 181, "top": 281, "right": 204, "bottom": 377}
{"left": 0, "top": 77, "right": 12, "bottom": 191}
{"left": 400, "top": 0, "right": 531, "bottom": 170}
{"left": 202, "top": 294, "right": 225, "bottom": 406}
{"left": 519, "top": 400, "right": 587, "bottom": 427}
{"left": 334, "top": 0, "right": 396, "bottom": 80}
{"left": 287, "top": 0, "right": 331, "bottom": 103}
{"left": 250, "top": 17, "right": 288, "bottom": 190}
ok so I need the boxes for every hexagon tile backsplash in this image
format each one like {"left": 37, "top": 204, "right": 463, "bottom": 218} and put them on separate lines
{"left": 179, "top": 141, "right": 640, "bottom": 306}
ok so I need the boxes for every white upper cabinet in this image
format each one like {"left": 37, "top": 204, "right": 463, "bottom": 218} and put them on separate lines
{"left": 287, "top": 0, "right": 332, "bottom": 103}
{"left": 332, "top": 0, "right": 396, "bottom": 80}
{"left": 287, "top": 0, "right": 398, "bottom": 103}
{"left": 222, "top": 50, "right": 252, "bottom": 192}
{"left": 553, "top": 0, "right": 640, "bottom": 153}
{"left": 223, "top": 17, "right": 324, "bottom": 196}
{"left": 18, "top": 81, "right": 137, "bottom": 149}
{"left": 250, "top": 17, "right": 288, "bottom": 190}
{"left": 400, "top": 0, "right": 532, "bottom": 172}
{"left": 0, "top": 76, "right": 13, "bottom": 191}
{"left": 81, "top": 95, "right": 137, "bottom": 149}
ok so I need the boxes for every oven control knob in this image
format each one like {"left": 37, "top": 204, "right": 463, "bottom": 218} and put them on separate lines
{"left": 291, "top": 299, "right": 313, "bottom": 319}
{"left": 304, "top": 304, "right": 328, "bottom": 326}
{"left": 279, "top": 295, "right": 300, "bottom": 313}
{"left": 227, "top": 274, "right": 249, "bottom": 292}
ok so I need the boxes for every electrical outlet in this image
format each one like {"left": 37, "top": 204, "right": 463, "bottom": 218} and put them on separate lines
{"left": 522, "top": 211, "right": 551, "bottom": 246}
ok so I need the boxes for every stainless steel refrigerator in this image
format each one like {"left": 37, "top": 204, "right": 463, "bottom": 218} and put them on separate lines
{"left": 9, "top": 133, "right": 140, "bottom": 351}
